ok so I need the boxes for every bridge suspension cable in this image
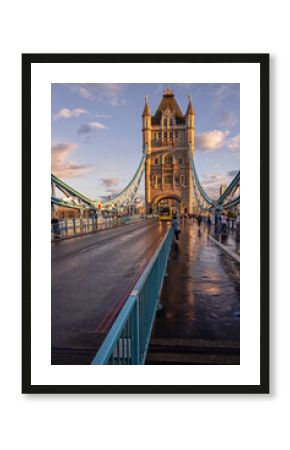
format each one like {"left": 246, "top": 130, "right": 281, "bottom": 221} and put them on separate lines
{"left": 188, "top": 144, "right": 240, "bottom": 212}
{"left": 102, "top": 153, "right": 146, "bottom": 208}
{"left": 51, "top": 153, "right": 146, "bottom": 212}
{"left": 215, "top": 172, "right": 240, "bottom": 205}
{"left": 51, "top": 173, "right": 96, "bottom": 209}
{"left": 51, "top": 145, "right": 240, "bottom": 214}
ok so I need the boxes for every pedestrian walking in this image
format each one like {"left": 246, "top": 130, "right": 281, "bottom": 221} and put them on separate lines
{"left": 51, "top": 217, "right": 61, "bottom": 239}
{"left": 236, "top": 213, "right": 240, "bottom": 241}
{"left": 236, "top": 214, "right": 240, "bottom": 230}
{"left": 197, "top": 214, "right": 202, "bottom": 227}
{"left": 171, "top": 214, "right": 181, "bottom": 241}
{"left": 221, "top": 211, "right": 227, "bottom": 234}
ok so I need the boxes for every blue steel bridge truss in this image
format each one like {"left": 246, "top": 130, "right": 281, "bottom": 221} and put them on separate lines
{"left": 51, "top": 145, "right": 240, "bottom": 213}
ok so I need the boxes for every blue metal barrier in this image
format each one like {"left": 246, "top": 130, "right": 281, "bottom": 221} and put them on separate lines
{"left": 91, "top": 227, "right": 173, "bottom": 365}
{"left": 51, "top": 215, "right": 146, "bottom": 240}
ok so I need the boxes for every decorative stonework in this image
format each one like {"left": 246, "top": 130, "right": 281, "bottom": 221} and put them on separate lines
{"left": 142, "top": 89, "right": 195, "bottom": 214}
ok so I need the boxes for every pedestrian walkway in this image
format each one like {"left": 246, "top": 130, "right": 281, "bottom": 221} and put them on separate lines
{"left": 210, "top": 225, "right": 240, "bottom": 256}
{"left": 146, "top": 220, "right": 240, "bottom": 365}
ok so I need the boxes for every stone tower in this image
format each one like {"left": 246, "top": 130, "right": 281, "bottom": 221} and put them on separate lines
{"left": 142, "top": 88, "right": 194, "bottom": 214}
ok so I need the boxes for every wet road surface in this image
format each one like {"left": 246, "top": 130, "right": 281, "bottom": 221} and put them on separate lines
{"left": 51, "top": 219, "right": 168, "bottom": 364}
{"left": 147, "top": 220, "right": 240, "bottom": 365}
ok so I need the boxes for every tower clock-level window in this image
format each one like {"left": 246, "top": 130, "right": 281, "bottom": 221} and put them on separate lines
{"left": 164, "top": 175, "right": 173, "bottom": 184}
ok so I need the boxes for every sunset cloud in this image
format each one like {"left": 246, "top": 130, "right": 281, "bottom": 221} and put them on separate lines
{"left": 78, "top": 121, "right": 107, "bottom": 135}
{"left": 99, "top": 177, "right": 120, "bottom": 188}
{"left": 195, "top": 130, "right": 230, "bottom": 151}
{"left": 99, "top": 177, "right": 121, "bottom": 194}
{"left": 53, "top": 108, "right": 86, "bottom": 120}
{"left": 51, "top": 142, "right": 93, "bottom": 178}
{"left": 226, "top": 134, "right": 240, "bottom": 151}
{"left": 200, "top": 173, "right": 232, "bottom": 199}
{"left": 195, "top": 130, "right": 240, "bottom": 152}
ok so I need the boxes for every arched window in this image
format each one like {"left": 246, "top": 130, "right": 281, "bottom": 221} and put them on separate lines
{"left": 165, "top": 155, "right": 173, "bottom": 164}
{"left": 164, "top": 175, "right": 173, "bottom": 184}
{"left": 151, "top": 174, "right": 158, "bottom": 187}
{"left": 163, "top": 118, "right": 167, "bottom": 127}
{"left": 170, "top": 118, "right": 173, "bottom": 127}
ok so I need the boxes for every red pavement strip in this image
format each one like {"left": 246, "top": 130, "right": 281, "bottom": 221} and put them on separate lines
{"left": 95, "top": 234, "right": 165, "bottom": 335}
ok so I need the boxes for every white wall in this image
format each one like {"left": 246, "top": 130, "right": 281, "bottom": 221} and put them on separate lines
{"left": 1, "top": 1, "right": 287, "bottom": 449}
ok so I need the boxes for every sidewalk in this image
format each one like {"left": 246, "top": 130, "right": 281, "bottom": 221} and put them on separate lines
{"left": 210, "top": 224, "right": 240, "bottom": 256}
{"left": 146, "top": 220, "right": 240, "bottom": 364}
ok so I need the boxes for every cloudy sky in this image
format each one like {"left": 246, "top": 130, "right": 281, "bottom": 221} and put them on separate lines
{"left": 51, "top": 83, "right": 240, "bottom": 199}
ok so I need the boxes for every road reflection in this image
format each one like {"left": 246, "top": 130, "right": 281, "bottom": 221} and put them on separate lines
{"left": 151, "top": 220, "right": 240, "bottom": 341}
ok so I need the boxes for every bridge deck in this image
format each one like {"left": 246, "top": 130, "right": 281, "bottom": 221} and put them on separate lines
{"left": 51, "top": 219, "right": 168, "bottom": 364}
{"left": 146, "top": 220, "right": 240, "bottom": 364}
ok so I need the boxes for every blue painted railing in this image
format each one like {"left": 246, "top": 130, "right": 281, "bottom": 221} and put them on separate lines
{"left": 91, "top": 227, "right": 173, "bottom": 365}
{"left": 51, "top": 215, "right": 146, "bottom": 240}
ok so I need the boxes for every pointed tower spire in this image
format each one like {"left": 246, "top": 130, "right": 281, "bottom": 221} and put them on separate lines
{"left": 163, "top": 86, "right": 174, "bottom": 97}
{"left": 186, "top": 95, "right": 194, "bottom": 115}
{"left": 142, "top": 95, "right": 151, "bottom": 117}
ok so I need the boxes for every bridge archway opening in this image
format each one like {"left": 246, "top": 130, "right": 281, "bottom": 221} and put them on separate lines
{"left": 156, "top": 196, "right": 181, "bottom": 215}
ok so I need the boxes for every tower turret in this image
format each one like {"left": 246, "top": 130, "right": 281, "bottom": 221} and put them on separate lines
{"left": 186, "top": 94, "right": 194, "bottom": 116}
{"left": 142, "top": 96, "right": 152, "bottom": 152}
{"left": 142, "top": 95, "right": 151, "bottom": 117}
{"left": 142, "top": 96, "right": 152, "bottom": 213}
{"left": 186, "top": 95, "right": 195, "bottom": 154}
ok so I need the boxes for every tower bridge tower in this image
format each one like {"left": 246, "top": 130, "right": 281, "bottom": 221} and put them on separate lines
{"left": 142, "top": 88, "right": 194, "bottom": 214}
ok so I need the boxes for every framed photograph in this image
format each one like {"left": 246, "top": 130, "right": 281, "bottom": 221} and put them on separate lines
{"left": 22, "top": 53, "right": 269, "bottom": 394}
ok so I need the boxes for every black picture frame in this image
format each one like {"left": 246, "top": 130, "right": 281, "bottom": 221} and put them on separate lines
{"left": 22, "top": 53, "right": 269, "bottom": 394}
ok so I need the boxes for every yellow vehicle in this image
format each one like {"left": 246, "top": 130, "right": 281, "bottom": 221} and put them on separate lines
{"left": 159, "top": 207, "right": 171, "bottom": 221}
{"left": 159, "top": 206, "right": 178, "bottom": 221}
